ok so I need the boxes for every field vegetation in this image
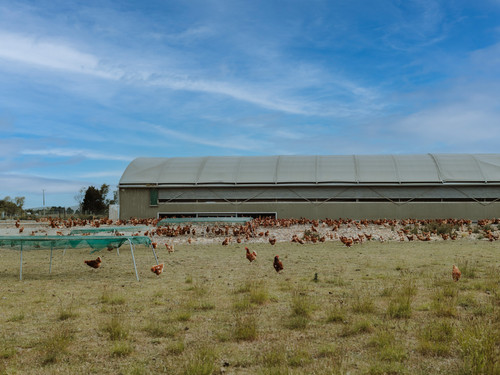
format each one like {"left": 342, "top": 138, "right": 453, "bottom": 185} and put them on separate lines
{"left": 0, "top": 240, "right": 499, "bottom": 374}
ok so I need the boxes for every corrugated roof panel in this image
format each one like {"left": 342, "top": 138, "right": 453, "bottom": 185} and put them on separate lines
{"left": 119, "top": 154, "right": 500, "bottom": 186}
{"left": 433, "top": 154, "right": 485, "bottom": 182}
{"left": 356, "top": 155, "right": 399, "bottom": 182}
{"left": 474, "top": 154, "right": 500, "bottom": 182}
{"left": 197, "top": 157, "right": 240, "bottom": 183}
{"left": 276, "top": 155, "right": 317, "bottom": 183}
{"left": 236, "top": 156, "right": 278, "bottom": 183}
{"left": 119, "top": 157, "right": 166, "bottom": 184}
{"left": 395, "top": 154, "right": 441, "bottom": 182}
{"left": 161, "top": 157, "right": 205, "bottom": 184}
{"left": 317, "top": 155, "right": 356, "bottom": 182}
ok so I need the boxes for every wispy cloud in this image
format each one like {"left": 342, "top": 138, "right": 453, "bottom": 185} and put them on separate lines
{"left": 22, "top": 148, "right": 133, "bottom": 162}
{"left": 150, "top": 124, "right": 269, "bottom": 151}
{"left": 0, "top": 28, "right": 379, "bottom": 118}
{"left": 0, "top": 31, "right": 121, "bottom": 79}
{"left": 0, "top": 173, "right": 85, "bottom": 194}
{"left": 79, "top": 170, "right": 124, "bottom": 178}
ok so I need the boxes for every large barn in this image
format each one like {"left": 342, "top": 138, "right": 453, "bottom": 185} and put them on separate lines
{"left": 118, "top": 154, "right": 500, "bottom": 220}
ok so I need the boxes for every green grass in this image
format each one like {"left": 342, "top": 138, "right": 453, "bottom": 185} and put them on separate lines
{"left": 0, "top": 240, "right": 499, "bottom": 374}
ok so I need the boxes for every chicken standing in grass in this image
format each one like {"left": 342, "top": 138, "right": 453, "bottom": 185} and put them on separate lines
{"left": 84, "top": 256, "right": 102, "bottom": 269}
{"left": 273, "top": 255, "right": 284, "bottom": 273}
{"left": 452, "top": 264, "right": 461, "bottom": 282}
{"left": 245, "top": 247, "right": 257, "bottom": 262}
{"left": 151, "top": 263, "right": 164, "bottom": 275}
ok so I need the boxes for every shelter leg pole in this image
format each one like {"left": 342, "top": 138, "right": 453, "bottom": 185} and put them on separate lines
{"left": 63, "top": 247, "right": 67, "bottom": 256}
{"left": 151, "top": 244, "right": 159, "bottom": 265}
{"left": 116, "top": 246, "right": 120, "bottom": 256}
{"left": 19, "top": 243, "right": 23, "bottom": 281}
{"left": 49, "top": 245, "right": 53, "bottom": 274}
{"left": 128, "top": 239, "right": 140, "bottom": 281}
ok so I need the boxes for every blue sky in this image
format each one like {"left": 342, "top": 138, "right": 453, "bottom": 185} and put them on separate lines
{"left": 1, "top": 0, "right": 500, "bottom": 208}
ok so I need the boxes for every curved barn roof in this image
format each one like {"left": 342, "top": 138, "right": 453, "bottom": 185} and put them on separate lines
{"left": 119, "top": 154, "right": 500, "bottom": 186}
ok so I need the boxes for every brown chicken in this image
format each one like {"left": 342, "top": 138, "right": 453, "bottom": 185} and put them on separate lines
{"left": 273, "top": 255, "right": 284, "bottom": 273}
{"left": 151, "top": 263, "right": 164, "bottom": 275}
{"left": 245, "top": 247, "right": 257, "bottom": 262}
{"left": 84, "top": 256, "right": 102, "bottom": 269}
{"left": 269, "top": 237, "right": 276, "bottom": 245}
{"left": 452, "top": 264, "right": 461, "bottom": 282}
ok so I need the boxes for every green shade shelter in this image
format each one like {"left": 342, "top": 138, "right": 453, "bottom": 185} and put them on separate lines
{"left": 0, "top": 235, "right": 156, "bottom": 281}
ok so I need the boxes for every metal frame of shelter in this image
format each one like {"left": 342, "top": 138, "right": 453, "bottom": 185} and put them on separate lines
{"left": 69, "top": 226, "right": 149, "bottom": 235}
{"left": 0, "top": 235, "right": 158, "bottom": 281}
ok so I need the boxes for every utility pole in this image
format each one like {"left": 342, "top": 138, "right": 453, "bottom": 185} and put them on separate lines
{"left": 43, "top": 189, "right": 45, "bottom": 217}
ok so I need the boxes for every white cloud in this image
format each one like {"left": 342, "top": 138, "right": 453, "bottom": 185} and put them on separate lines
{"left": 151, "top": 125, "right": 269, "bottom": 151}
{"left": 0, "top": 31, "right": 121, "bottom": 79}
{"left": 79, "top": 170, "right": 124, "bottom": 178}
{"left": 0, "top": 29, "right": 379, "bottom": 118}
{"left": 22, "top": 148, "right": 133, "bottom": 162}
{"left": 0, "top": 173, "right": 85, "bottom": 194}
{"left": 394, "top": 105, "right": 500, "bottom": 144}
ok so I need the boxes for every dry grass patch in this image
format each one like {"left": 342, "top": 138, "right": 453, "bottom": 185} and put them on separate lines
{"left": 0, "top": 240, "right": 499, "bottom": 374}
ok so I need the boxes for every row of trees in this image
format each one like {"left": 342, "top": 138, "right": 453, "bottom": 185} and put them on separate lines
{"left": 0, "top": 184, "right": 117, "bottom": 219}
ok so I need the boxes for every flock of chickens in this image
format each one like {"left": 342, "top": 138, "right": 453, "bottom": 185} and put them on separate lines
{"left": 83, "top": 244, "right": 285, "bottom": 276}
{"left": 83, "top": 245, "right": 460, "bottom": 281}
{"left": 22, "top": 216, "right": 485, "bottom": 281}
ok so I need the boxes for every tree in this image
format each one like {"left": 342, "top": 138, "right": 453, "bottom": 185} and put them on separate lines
{"left": 81, "top": 185, "right": 107, "bottom": 214}
{"left": 74, "top": 187, "right": 86, "bottom": 211}
{"left": 0, "top": 196, "right": 25, "bottom": 217}
{"left": 15, "top": 197, "right": 25, "bottom": 209}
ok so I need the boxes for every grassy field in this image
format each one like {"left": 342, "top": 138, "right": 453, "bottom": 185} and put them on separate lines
{"left": 0, "top": 239, "right": 499, "bottom": 374}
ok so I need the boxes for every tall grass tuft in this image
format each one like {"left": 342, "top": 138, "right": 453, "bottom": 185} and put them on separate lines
{"left": 459, "top": 321, "right": 500, "bottom": 374}
{"left": 233, "top": 313, "right": 258, "bottom": 341}
{"left": 351, "top": 293, "right": 375, "bottom": 314}
{"left": 457, "top": 258, "right": 478, "bottom": 279}
{"left": 100, "top": 290, "right": 126, "bottom": 305}
{"left": 183, "top": 346, "right": 217, "bottom": 375}
{"left": 261, "top": 346, "right": 287, "bottom": 368}
{"left": 249, "top": 281, "right": 270, "bottom": 305}
{"left": 340, "top": 319, "right": 373, "bottom": 337}
{"left": 165, "top": 341, "right": 185, "bottom": 356}
{"left": 417, "top": 320, "right": 454, "bottom": 357}
{"left": 103, "top": 315, "right": 129, "bottom": 341}
{"left": 285, "top": 290, "right": 314, "bottom": 330}
{"left": 431, "top": 284, "right": 458, "bottom": 318}
{"left": 326, "top": 303, "right": 347, "bottom": 323}
{"left": 111, "top": 341, "right": 133, "bottom": 357}
{"left": 40, "top": 324, "right": 74, "bottom": 365}
{"left": 143, "top": 317, "right": 175, "bottom": 338}
{"left": 291, "top": 290, "right": 314, "bottom": 317}
{"left": 387, "top": 294, "right": 412, "bottom": 319}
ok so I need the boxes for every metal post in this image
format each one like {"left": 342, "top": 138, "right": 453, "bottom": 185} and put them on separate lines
{"left": 49, "top": 244, "right": 53, "bottom": 274}
{"left": 151, "top": 243, "right": 159, "bottom": 265}
{"left": 19, "top": 242, "right": 23, "bottom": 281}
{"left": 127, "top": 238, "right": 140, "bottom": 281}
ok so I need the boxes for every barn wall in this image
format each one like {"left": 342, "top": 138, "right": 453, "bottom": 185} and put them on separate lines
{"left": 119, "top": 188, "right": 500, "bottom": 220}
